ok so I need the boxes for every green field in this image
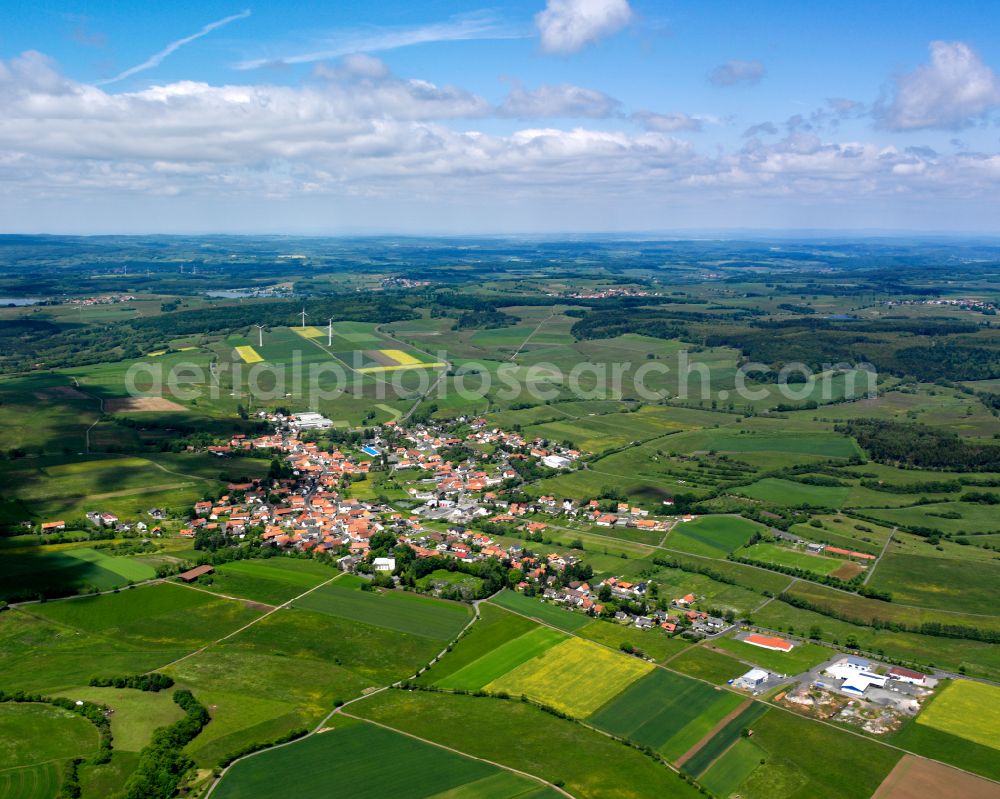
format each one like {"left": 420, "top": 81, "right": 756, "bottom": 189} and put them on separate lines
{"left": 864, "top": 501, "right": 1000, "bottom": 536}
{"left": 0, "top": 544, "right": 159, "bottom": 602}
{"left": 198, "top": 558, "right": 337, "bottom": 605}
{"left": 737, "top": 541, "right": 847, "bottom": 576}
{"left": 0, "top": 761, "right": 64, "bottom": 799}
{"left": 166, "top": 605, "right": 447, "bottom": 767}
{"left": 352, "top": 690, "right": 705, "bottom": 799}
{"left": 588, "top": 668, "right": 746, "bottom": 762}
{"left": 434, "top": 626, "right": 566, "bottom": 691}
{"left": 682, "top": 702, "right": 768, "bottom": 776}
{"left": 486, "top": 637, "right": 653, "bottom": 717}
{"left": 723, "top": 707, "right": 902, "bottom": 799}
{"left": 781, "top": 580, "right": 1000, "bottom": 636}
{"left": 417, "top": 604, "right": 537, "bottom": 686}
{"left": 0, "top": 584, "right": 263, "bottom": 693}
{"left": 867, "top": 553, "right": 1000, "bottom": 615}
{"left": 0, "top": 455, "right": 215, "bottom": 524}
{"left": 488, "top": 589, "right": 592, "bottom": 632}
{"left": 666, "top": 515, "right": 763, "bottom": 558}
{"left": 0, "top": 702, "right": 99, "bottom": 770}
{"left": 735, "top": 478, "right": 851, "bottom": 508}
{"left": 213, "top": 718, "right": 560, "bottom": 799}
{"left": 668, "top": 645, "right": 747, "bottom": 684}
{"left": 699, "top": 737, "right": 765, "bottom": 798}
{"left": 675, "top": 430, "right": 860, "bottom": 459}
{"left": 711, "top": 637, "right": 830, "bottom": 674}
{"left": 294, "top": 576, "right": 472, "bottom": 641}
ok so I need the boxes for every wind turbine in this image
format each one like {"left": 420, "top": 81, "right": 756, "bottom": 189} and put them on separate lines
{"left": 299, "top": 308, "right": 308, "bottom": 328}
{"left": 253, "top": 324, "right": 265, "bottom": 347}
{"left": 327, "top": 318, "right": 334, "bottom": 347}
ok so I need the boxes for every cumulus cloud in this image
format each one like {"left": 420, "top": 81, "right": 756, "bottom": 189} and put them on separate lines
{"left": 878, "top": 40, "right": 1000, "bottom": 130}
{"left": 499, "top": 82, "right": 620, "bottom": 118}
{"left": 1, "top": 50, "right": 999, "bottom": 220}
{"left": 742, "top": 121, "right": 778, "bottom": 138}
{"left": 709, "top": 59, "right": 765, "bottom": 88}
{"left": 632, "top": 111, "right": 703, "bottom": 132}
{"left": 535, "top": 0, "right": 632, "bottom": 55}
{"left": 98, "top": 10, "right": 250, "bottom": 85}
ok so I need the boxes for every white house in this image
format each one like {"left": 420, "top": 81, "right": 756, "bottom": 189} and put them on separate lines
{"left": 373, "top": 557, "right": 396, "bottom": 572}
{"left": 733, "top": 668, "right": 770, "bottom": 691}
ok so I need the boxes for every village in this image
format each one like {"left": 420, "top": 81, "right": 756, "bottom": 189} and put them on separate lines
{"left": 161, "top": 411, "right": 733, "bottom": 640}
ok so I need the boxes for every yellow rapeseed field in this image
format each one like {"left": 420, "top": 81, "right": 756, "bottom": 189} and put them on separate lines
{"left": 379, "top": 348, "right": 423, "bottom": 365}
{"left": 485, "top": 637, "right": 652, "bottom": 717}
{"left": 916, "top": 679, "right": 1000, "bottom": 750}
{"left": 234, "top": 345, "right": 263, "bottom": 363}
{"left": 291, "top": 326, "right": 326, "bottom": 338}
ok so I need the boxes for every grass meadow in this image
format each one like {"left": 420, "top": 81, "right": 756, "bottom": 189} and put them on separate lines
{"left": 0, "top": 699, "right": 116, "bottom": 797}
{"left": 488, "top": 589, "right": 592, "bottom": 632}
{"left": 668, "top": 645, "right": 748, "bottom": 684}
{"left": 711, "top": 637, "right": 830, "bottom": 674}
{"left": 867, "top": 552, "right": 1000, "bottom": 615}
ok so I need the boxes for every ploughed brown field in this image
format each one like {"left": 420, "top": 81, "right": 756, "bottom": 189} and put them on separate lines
{"left": 871, "top": 754, "right": 1000, "bottom": 799}
{"left": 105, "top": 396, "right": 186, "bottom": 412}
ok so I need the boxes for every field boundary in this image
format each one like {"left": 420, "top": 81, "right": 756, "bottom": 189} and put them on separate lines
{"left": 675, "top": 699, "right": 752, "bottom": 768}
{"left": 340, "top": 711, "right": 577, "bottom": 799}
{"left": 157, "top": 571, "right": 347, "bottom": 671}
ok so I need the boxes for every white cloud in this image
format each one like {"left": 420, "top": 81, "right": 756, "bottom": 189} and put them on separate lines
{"left": 498, "top": 82, "right": 620, "bottom": 118}
{"left": 1, "top": 51, "right": 1000, "bottom": 226}
{"left": 878, "top": 41, "right": 1000, "bottom": 131}
{"left": 237, "top": 12, "right": 523, "bottom": 70}
{"left": 98, "top": 10, "right": 251, "bottom": 85}
{"left": 709, "top": 60, "right": 765, "bottom": 87}
{"left": 535, "top": 0, "right": 632, "bottom": 55}
{"left": 632, "top": 111, "right": 703, "bottom": 132}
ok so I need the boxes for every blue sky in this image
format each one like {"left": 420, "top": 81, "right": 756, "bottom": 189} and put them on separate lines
{"left": 1, "top": 0, "right": 999, "bottom": 234}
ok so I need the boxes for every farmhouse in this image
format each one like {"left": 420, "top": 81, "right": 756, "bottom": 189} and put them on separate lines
{"left": 373, "top": 557, "right": 396, "bottom": 572}
{"left": 41, "top": 520, "right": 66, "bottom": 531}
{"left": 177, "top": 564, "right": 215, "bottom": 583}
{"left": 744, "top": 633, "right": 794, "bottom": 652}
{"left": 888, "top": 666, "right": 926, "bottom": 686}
